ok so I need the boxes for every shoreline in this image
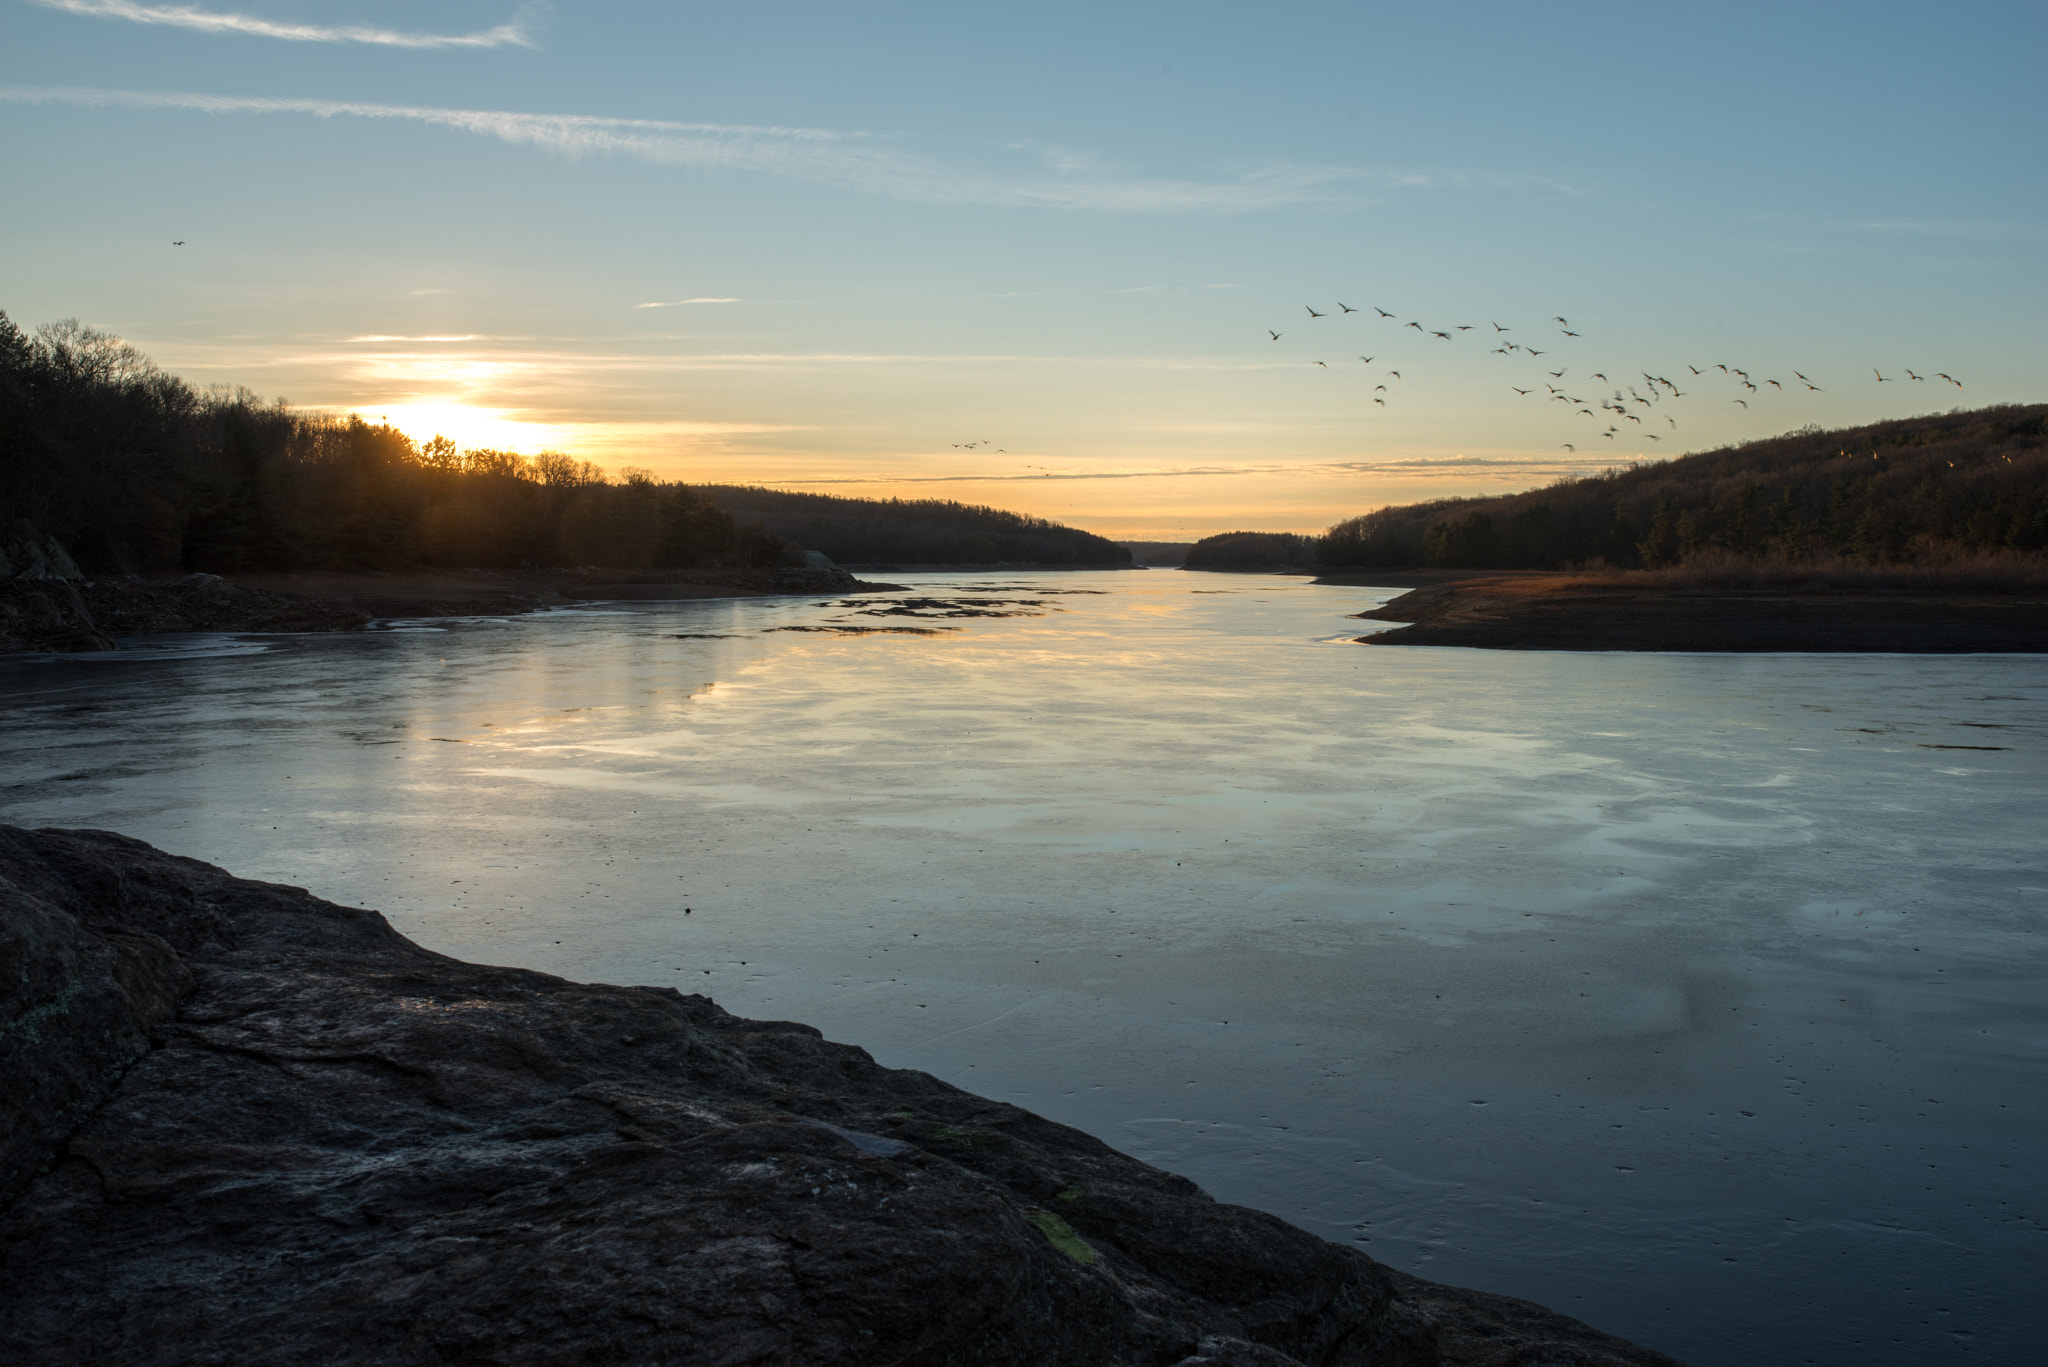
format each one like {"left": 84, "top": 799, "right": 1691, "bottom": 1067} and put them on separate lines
{"left": 1, "top": 825, "right": 1683, "bottom": 1366}
{"left": 1346, "top": 575, "right": 2048, "bottom": 652}
{"left": 0, "top": 566, "right": 902, "bottom": 655}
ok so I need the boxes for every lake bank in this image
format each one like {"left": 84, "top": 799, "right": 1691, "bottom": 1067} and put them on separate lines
{"left": 1347, "top": 574, "right": 2048, "bottom": 652}
{"left": 0, "top": 565, "right": 903, "bottom": 655}
{"left": 1, "top": 824, "right": 1680, "bottom": 1366}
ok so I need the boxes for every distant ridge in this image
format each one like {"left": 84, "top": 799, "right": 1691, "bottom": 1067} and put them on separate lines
{"left": 699, "top": 485, "right": 1130, "bottom": 568}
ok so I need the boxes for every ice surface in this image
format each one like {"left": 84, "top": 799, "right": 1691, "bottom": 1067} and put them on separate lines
{"left": 3, "top": 573, "right": 2043, "bottom": 1366}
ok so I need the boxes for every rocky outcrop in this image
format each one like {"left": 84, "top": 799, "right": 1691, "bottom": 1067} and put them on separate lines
{"left": 0, "top": 518, "right": 375, "bottom": 653}
{"left": 0, "top": 827, "right": 1682, "bottom": 1367}
{"left": 0, "top": 522, "right": 117, "bottom": 652}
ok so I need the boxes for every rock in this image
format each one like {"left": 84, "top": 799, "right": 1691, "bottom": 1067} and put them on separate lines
{"left": 0, "top": 827, "right": 1685, "bottom": 1366}
{"left": 0, "top": 577, "right": 119, "bottom": 654}
{"left": 0, "top": 520, "right": 84, "bottom": 581}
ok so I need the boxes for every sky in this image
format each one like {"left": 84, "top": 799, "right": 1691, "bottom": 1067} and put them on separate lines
{"left": 2, "top": 1, "right": 2042, "bottom": 540}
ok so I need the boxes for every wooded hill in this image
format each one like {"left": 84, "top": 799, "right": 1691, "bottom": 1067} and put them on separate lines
{"left": 1318, "top": 405, "right": 2048, "bottom": 569}
{"left": 0, "top": 314, "right": 755, "bottom": 574}
{"left": 1184, "top": 531, "right": 1317, "bottom": 569}
{"left": 699, "top": 486, "right": 1130, "bottom": 567}
{"left": 0, "top": 313, "right": 1122, "bottom": 575}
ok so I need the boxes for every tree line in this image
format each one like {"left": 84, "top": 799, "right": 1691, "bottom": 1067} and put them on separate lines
{"left": 699, "top": 486, "right": 1130, "bottom": 567}
{"left": 0, "top": 314, "right": 756, "bottom": 574}
{"left": 1183, "top": 531, "right": 1317, "bottom": 569}
{"left": 1316, "top": 406, "right": 2048, "bottom": 570}
{"left": 0, "top": 313, "right": 1126, "bottom": 575}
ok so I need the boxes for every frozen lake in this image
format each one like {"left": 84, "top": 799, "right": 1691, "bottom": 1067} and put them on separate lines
{"left": 3, "top": 572, "right": 2043, "bottom": 1366}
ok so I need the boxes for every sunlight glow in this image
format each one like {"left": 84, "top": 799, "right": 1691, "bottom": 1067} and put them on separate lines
{"left": 357, "top": 404, "right": 575, "bottom": 457}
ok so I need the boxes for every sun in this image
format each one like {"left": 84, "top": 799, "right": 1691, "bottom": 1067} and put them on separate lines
{"left": 357, "top": 403, "right": 574, "bottom": 456}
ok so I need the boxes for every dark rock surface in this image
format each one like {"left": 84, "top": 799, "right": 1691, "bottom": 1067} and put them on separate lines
{"left": 0, "top": 827, "right": 1684, "bottom": 1366}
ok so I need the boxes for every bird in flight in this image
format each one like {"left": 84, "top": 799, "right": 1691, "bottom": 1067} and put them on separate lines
{"left": 1906, "top": 370, "right": 1924, "bottom": 381}
{"left": 1406, "top": 321, "right": 1425, "bottom": 331}
{"left": 1549, "top": 367, "right": 1567, "bottom": 377}
{"left": 1793, "top": 371, "right": 1811, "bottom": 382}
{"left": 1591, "top": 373, "right": 1608, "bottom": 381}
{"left": 1938, "top": 373, "right": 1962, "bottom": 387}
{"left": 1306, "top": 306, "right": 1325, "bottom": 318}
{"left": 1375, "top": 384, "right": 1387, "bottom": 392}
{"left": 1562, "top": 443, "right": 1576, "bottom": 450}
{"left": 1734, "top": 399, "right": 1748, "bottom": 407}
{"left": 1388, "top": 370, "right": 1402, "bottom": 379}
{"left": 1648, "top": 434, "right": 1660, "bottom": 441}
{"left": 1374, "top": 307, "right": 1395, "bottom": 317}
{"left": 1688, "top": 365, "right": 1701, "bottom": 375}
{"left": 1431, "top": 330, "right": 1452, "bottom": 340}
{"left": 1373, "top": 398, "right": 1385, "bottom": 406}
{"left": 1526, "top": 347, "right": 1546, "bottom": 356}
{"left": 1456, "top": 324, "right": 1475, "bottom": 331}
{"left": 1338, "top": 303, "right": 1358, "bottom": 313}
{"left": 1554, "top": 316, "right": 1569, "bottom": 325}
{"left": 1269, "top": 331, "right": 1282, "bottom": 341}
{"left": 1314, "top": 361, "right": 1329, "bottom": 367}
{"left": 1805, "top": 383, "right": 1823, "bottom": 392}
{"left": 1358, "top": 355, "right": 1375, "bottom": 363}
{"left": 1492, "top": 322, "right": 1510, "bottom": 331}
{"left": 171, "top": 240, "right": 185, "bottom": 246}
{"left": 1874, "top": 369, "right": 1891, "bottom": 382}
{"left": 1560, "top": 329, "right": 1580, "bottom": 337}
{"left": 1767, "top": 379, "right": 1782, "bottom": 389}
{"left": 1512, "top": 387, "right": 1531, "bottom": 395}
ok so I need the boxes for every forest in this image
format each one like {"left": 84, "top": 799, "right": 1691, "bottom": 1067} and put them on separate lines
{"left": 699, "top": 486, "right": 1129, "bottom": 567}
{"left": 1184, "top": 531, "right": 1318, "bottom": 569}
{"left": 0, "top": 314, "right": 1122, "bottom": 575}
{"left": 1317, "top": 406, "right": 2048, "bottom": 570}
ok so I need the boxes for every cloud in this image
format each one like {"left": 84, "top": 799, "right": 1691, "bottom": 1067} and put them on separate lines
{"left": 0, "top": 84, "right": 1572, "bottom": 214}
{"left": 634, "top": 298, "right": 742, "bottom": 309}
{"left": 758, "top": 451, "right": 1635, "bottom": 486}
{"left": 23, "top": 0, "right": 543, "bottom": 48}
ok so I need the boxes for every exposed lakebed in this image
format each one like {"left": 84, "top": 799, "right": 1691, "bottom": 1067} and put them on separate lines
{"left": 3, "top": 573, "right": 2043, "bottom": 1366}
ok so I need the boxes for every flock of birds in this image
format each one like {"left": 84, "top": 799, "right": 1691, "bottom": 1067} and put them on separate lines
{"left": 1259, "top": 302, "right": 1966, "bottom": 450}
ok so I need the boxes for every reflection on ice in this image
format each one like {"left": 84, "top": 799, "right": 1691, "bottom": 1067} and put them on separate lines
{"left": 1, "top": 573, "right": 2043, "bottom": 1367}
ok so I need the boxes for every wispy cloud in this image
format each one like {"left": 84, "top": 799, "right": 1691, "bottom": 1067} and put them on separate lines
{"left": 23, "top": 0, "right": 543, "bottom": 48}
{"left": 762, "top": 454, "right": 1617, "bottom": 486}
{"left": 634, "top": 298, "right": 741, "bottom": 309}
{"left": 0, "top": 84, "right": 1571, "bottom": 214}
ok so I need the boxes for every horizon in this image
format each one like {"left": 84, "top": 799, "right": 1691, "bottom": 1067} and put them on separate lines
{"left": 3, "top": 1, "right": 2041, "bottom": 541}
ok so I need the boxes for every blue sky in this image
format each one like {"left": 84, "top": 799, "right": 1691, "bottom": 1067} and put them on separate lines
{"left": 2, "top": 0, "right": 2041, "bottom": 538}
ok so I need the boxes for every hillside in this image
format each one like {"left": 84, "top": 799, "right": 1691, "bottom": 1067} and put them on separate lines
{"left": 1185, "top": 531, "right": 1318, "bottom": 570}
{"left": 1319, "top": 406, "right": 2048, "bottom": 570}
{"left": 700, "top": 486, "right": 1130, "bottom": 567}
{"left": 0, "top": 313, "right": 1120, "bottom": 576}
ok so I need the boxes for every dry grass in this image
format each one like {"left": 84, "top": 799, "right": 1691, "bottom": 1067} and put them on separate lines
{"left": 1581, "top": 551, "right": 2048, "bottom": 594}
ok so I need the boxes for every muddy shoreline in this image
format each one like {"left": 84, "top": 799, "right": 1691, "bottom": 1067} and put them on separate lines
{"left": 1348, "top": 576, "right": 2048, "bottom": 652}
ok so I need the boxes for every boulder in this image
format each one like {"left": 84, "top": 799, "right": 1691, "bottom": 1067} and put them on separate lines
{"left": 0, "top": 827, "right": 1682, "bottom": 1366}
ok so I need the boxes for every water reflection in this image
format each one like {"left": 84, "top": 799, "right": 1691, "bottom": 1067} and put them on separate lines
{"left": 3, "top": 574, "right": 2043, "bottom": 1367}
